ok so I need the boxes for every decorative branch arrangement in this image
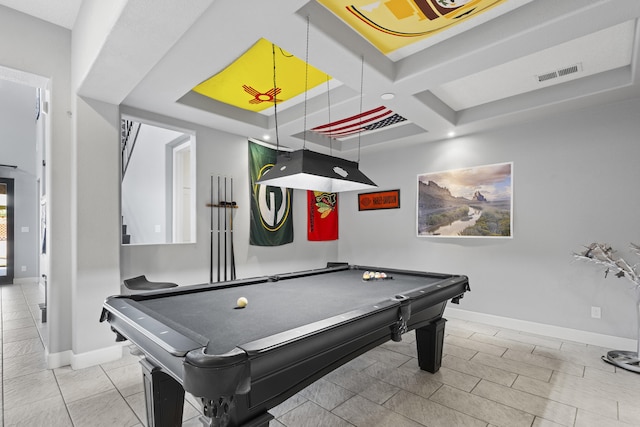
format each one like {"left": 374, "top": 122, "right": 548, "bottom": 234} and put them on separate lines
{"left": 574, "top": 243, "right": 640, "bottom": 286}
{"left": 574, "top": 242, "right": 640, "bottom": 373}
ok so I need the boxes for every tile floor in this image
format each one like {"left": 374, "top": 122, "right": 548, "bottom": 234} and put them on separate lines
{"left": 2, "top": 281, "right": 640, "bottom": 426}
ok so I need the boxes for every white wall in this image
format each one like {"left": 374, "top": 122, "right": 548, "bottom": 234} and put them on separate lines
{"left": 71, "top": 2, "right": 125, "bottom": 367}
{"left": 71, "top": 0, "right": 127, "bottom": 95}
{"left": 0, "top": 79, "right": 39, "bottom": 280}
{"left": 3, "top": 2, "right": 638, "bottom": 367}
{"left": 0, "top": 4, "right": 120, "bottom": 368}
{"left": 71, "top": 96, "right": 121, "bottom": 364}
{"left": 0, "top": 5, "right": 74, "bottom": 358}
{"left": 121, "top": 98, "right": 640, "bottom": 345}
{"left": 339, "top": 97, "right": 640, "bottom": 342}
{"left": 121, "top": 124, "right": 181, "bottom": 244}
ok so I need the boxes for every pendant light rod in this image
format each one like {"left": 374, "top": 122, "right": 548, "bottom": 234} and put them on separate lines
{"left": 256, "top": 17, "right": 377, "bottom": 193}
{"left": 302, "top": 15, "right": 310, "bottom": 151}
{"left": 357, "top": 54, "right": 364, "bottom": 164}
{"left": 326, "top": 75, "right": 332, "bottom": 155}
{"left": 272, "top": 43, "right": 281, "bottom": 154}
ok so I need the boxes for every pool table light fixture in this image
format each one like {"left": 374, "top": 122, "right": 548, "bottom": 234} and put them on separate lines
{"left": 255, "top": 149, "right": 377, "bottom": 193}
{"left": 257, "top": 16, "right": 376, "bottom": 193}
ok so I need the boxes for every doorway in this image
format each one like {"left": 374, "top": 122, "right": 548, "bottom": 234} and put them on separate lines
{"left": 120, "top": 117, "right": 196, "bottom": 245}
{"left": 0, "top": 177, "right": 14, "bottom": 284}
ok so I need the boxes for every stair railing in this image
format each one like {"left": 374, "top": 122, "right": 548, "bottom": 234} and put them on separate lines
{"left": 121, "top": 119, "right": 141, "bottom": 180}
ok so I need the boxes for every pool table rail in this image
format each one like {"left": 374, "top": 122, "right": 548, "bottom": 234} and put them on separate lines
{"left": 100, "top": 264, "right": 470, "bottom": 427}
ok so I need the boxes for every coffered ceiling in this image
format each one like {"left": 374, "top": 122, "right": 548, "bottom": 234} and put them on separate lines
{"left": 2, "top": 0, "right": 639, "bottom": 153}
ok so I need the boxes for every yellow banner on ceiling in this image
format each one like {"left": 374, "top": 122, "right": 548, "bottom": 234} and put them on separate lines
{"left": 193, "top": 38, "right": 331, "bottom": 113}
{"left": 317, "top": 0, "right": 506, "bottom": 54}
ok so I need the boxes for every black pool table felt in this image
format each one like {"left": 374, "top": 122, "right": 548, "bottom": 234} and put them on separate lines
{"left": 131, "top": 268, "right": 446, "bottom": 355}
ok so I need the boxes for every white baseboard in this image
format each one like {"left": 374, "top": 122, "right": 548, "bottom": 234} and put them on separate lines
{"left": 46, "top": 344, "right": 125, "bottom": 370}
{"left": 444, "top": 307, "right": 637, "bottom": 351}
{"left": 45, "top": 349, "right": 72, "bottom": 369}
{"left": 43, "top": 309, "right": 637, "bottom": 370}
{"left": 71, "top": 344, "right": 125, "bottom": 370}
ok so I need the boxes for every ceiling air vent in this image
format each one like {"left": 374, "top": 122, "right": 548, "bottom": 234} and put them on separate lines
{"left": 558, "top": 64, "right": 579, "bottom": 77}
{"left": 537, "top": 71, "right": 558, "bottom": 82}
{"left": 535, "top": 63, "right": 582, "bottom": 83}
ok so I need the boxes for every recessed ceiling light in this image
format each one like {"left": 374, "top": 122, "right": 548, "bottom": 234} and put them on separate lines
{"left": 381, "top": 93, "right": 395, "bottom": 100}
{"left": 447, "top": 131, "right": 456, "bottom": 138}
{"left": 263, "top": 134, "right": 270, "bottom": 140}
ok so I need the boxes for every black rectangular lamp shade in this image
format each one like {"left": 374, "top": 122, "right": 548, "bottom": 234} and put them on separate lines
{"left": 255, "top": 149, "right": 377, "bottom": 193}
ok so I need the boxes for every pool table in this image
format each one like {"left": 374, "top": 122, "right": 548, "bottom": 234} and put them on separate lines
{"left": 100, "top": 263, "right": 469, "bottom": 427}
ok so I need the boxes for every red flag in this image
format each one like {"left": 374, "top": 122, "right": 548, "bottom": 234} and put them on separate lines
{"left": 307, "top": 191, "right": 338, "bottom": 241}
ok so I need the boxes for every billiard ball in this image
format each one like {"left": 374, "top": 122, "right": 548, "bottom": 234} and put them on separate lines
{"left": 237, "top": 297, "right": 248, "bottom": 308}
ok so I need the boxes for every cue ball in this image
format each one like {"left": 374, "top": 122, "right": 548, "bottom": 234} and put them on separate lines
{"left": 237, "top": 297, "right": 248, "bottom": 308}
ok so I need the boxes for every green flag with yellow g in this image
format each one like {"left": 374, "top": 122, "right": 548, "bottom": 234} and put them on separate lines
{"left": 248, "top": 140, "right": 294, "bottom": 246}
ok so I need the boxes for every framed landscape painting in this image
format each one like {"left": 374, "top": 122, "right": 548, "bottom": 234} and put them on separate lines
{"left": 417, "top": 162, "right": 513, "bottom": 238}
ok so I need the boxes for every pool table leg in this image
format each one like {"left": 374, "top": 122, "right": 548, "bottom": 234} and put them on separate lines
{"left": 200, "top": 395, "right": 274, "bottom": 427}
{"left": 140, "top": 358, "right": 185, "bottom": 427}
{"left": 415, "top": 318, "right": 447, "bottom": 373}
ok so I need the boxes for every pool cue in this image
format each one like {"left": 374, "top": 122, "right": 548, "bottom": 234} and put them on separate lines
{"left": 217, "top": 176, "right": 221, "bottom": 282}
{"left": 230, "top": 177, "right": 236, "bottom": 280}
{"left": 224, "top": 176, "right": 228, "bottom": 281}
{"left": 209, "top": 175, "right": 213, "bottom": 283}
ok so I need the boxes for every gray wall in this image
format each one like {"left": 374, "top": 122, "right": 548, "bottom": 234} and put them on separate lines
{"left": 71, "top": 96, "right": 121, "bottom": 360}
{"left": 0, "top": 4, "right": 75, "bottom": 360}
{"left": 2, "top": 2, "right": 638, "bottom": 365}
{"left": 339, "top": 97, "right": 640, "bottom": 341}
{"left": 122, "top": 97, "right": 640, "bottom": 344}
{"left": 120, "top": 107, "right": 340, "bottom": 286}
{"left": 0, "top": 79, "right": 39, "bottom": 280}
{"left": 121, "top": 124, "right": 178, "bottom": 244}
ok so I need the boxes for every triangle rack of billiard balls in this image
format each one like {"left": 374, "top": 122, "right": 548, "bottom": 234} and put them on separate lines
{"left": 362, "top": 271, "right": 393, "bottom": 281}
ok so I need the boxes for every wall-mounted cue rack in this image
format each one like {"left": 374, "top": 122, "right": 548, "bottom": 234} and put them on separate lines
{"left": 206, "top": 176, "right": 238, "bottom": 283}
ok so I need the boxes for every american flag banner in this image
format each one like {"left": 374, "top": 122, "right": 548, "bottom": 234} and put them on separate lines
{"left": 310, "top": 106, "right": 407, "bottom": 139}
